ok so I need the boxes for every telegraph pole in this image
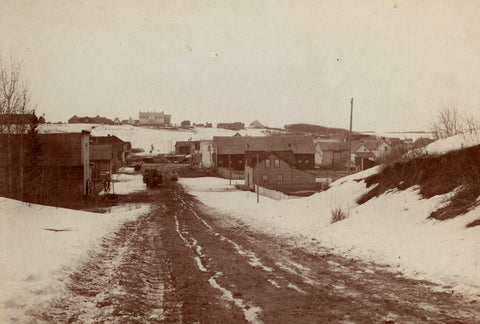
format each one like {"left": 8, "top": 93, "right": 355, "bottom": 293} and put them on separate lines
{"left": 347, "top": 98, "right": 354, "bottom": 176}
{"left": 228, "top": 152, "right": 231, "bottom": 185}
{"left": 256, "top": 154, "right": 259, "bottom": 203}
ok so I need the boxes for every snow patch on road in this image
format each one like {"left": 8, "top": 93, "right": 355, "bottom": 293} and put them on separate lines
{"left": 208, "top": 273, "right": 263, "bottom": 324}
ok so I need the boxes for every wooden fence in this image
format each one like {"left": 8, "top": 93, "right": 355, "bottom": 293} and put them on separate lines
{"left": 257, "top": 185, "right": 296, "bottom": 200}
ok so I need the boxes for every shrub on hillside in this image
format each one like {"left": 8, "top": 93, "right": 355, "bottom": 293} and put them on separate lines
{"left": 330, "top": 207, "right": 348, "bottom": 223}
{"left": 378, "top": 144, "right": 410, "bottom": 166}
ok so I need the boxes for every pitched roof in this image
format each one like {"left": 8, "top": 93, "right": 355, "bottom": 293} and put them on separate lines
{"left": 213, "top": 135, "right": 314, "bottom": 154}
{"left": 247, "top": 150, "right": 297, "bottom": 167}
{"left": 68, "top": 115, "right": 114, "bottom": 124}
{"left": 91, "top": 135, "right": 126, "bottom": 145}
{"left": 316, "top": 141, "right": 348, "bottom": 151}
{"left": 249, "top": 120, "right": 264, "bottom": 128}
{"left": 352, "top": 140, "right": 388, "bottom": 152}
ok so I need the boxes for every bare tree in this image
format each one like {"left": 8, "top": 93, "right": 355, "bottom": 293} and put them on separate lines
{"left": 430, "top": 101, "right": 464, "bottom": 140}
{"left": 0, "top": 56, "right": 35, "bottom": 199}
{"left": 463, "top": 112, "right": 480, "bottom": 135}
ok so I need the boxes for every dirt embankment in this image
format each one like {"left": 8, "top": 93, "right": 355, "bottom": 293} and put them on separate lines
{"left": 358, "top": 144, "right": 480, "bottom": 225}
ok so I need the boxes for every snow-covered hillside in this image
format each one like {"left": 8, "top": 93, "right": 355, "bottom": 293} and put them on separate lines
{"left": 422, "top": 133, "right": 480, "bottom": 155}
{"left": 39, "top": 124, "right": 279, "bottom": 154}
{"left": 180, "top": 134, "right": 480, "bottom": 298}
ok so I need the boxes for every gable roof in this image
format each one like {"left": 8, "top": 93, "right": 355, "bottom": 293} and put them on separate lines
{"left": 249, "top": 120, "right": 264, "bottom": 128}
{"left": 91, "top": 135, "right": 126, "bottom": 145}
{"left": 68, "top": 115, "right": 114, "bottom": 124}
{"left": 352, "top": 140, "right": 389, "bottom": 153}
{"left": 316, "top": 141, "right": 348, "bottom": 151}
{"left": 246, "top": 150, "right": 297, "bottom": 167}
{"left": 213, "top": 135, "right": 314, "bottom": 155}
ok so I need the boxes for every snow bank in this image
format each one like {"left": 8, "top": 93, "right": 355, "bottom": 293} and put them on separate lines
{"left": 0, "top": 198, "right": 151, "bottom": 322}
{"left": 180, "top": 176, "right": 480, "bottom": 298}
{"left": 423, "top": 133, "right": 480, "bottom": 155}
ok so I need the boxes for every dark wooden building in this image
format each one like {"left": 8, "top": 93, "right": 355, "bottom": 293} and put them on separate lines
{"left": 213, "top": 135, "right": 315, "bottom": 172}
{"left": 245, "top": 151, "right": 315, "bottom": 190}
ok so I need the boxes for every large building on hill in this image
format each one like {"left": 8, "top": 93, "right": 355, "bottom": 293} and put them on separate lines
{"left": 139, "top": 111, "right": 171, "bottom": 126}
{"left": 68, "top": 115, "right": 114, "bottom": 124}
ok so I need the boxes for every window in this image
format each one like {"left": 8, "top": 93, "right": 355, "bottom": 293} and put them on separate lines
{"left": 274, "top": 159, "right": 280, "bottom": 168}
{"left": 239, "top": 160, "right": 243, "bottom": 164}
{"left": 384, "top": 146, "right": 388, "bottom": 152}
{"left": 305, "top": 159, "right": 309, "bottom": 164}
{"left": 298, "top": 160, "right": 302, "bottom": 164}
{"left": 262, "top": 175, "right": 269, "bottom": 184}
{"left": 276, "top": 174, "right": 283, "bottom": 184}
{"left": 265, "top": 159, "right": 271, "bottom": 168}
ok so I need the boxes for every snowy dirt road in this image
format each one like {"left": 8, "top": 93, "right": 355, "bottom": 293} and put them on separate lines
{"left": 34, "top": 183, "right": 480, "bottom": 323}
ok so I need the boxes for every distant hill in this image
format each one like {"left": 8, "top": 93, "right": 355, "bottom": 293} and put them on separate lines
{"left": 284, "top": 123, "right": 355, "bottom": 139}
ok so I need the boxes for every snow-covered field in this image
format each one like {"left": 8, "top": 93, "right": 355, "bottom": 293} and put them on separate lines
{"left": 39, "top": 124, "right": 277, "bottom": 154}
{"left": 180, "top": 134, "right": 480, "bottom": 298}
{"left": 0, "top": 176, "right": 151, "bottom": 322}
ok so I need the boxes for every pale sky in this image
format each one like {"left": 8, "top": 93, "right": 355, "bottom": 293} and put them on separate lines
{"left": 1, "top": 0, "right": 479, "bottom": 132}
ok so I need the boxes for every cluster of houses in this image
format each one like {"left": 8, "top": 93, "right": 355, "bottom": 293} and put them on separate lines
{"left": 174, "top": 134, "right": 398, "bottom": 193}
{"left": 68, "top": 111, "right": 248, "bottom": 131}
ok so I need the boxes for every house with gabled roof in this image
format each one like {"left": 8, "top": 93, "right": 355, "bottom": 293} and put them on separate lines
{"left": 315, "top": 140, "right": 349, "bottom": 167}
{"left": 352, "top": 139, "right": 391, "bottom": 159}
{"left": 244, "top": 150, "right": 315, "bottom": 190}
{"left": 351, "top": 139, "right": 391, "bottom": 170}
{"left": 213, "top": 135, "right": 315, "bottom": 174}
{"left": 90, "top": 135, "right": 131, "bottom": 170}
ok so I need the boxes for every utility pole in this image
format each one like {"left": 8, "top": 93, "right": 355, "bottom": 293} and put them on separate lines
{"left": 112, "top": 147, "right": 115, "bottom": 195}
{"left": 228, "top": 152, "right": 231, "bottom": 185}
{"left": 256, "top": 154, "right": 259, "bottom": 203}
{"left": 347, "top": 97, "right": 354, "bottom": 176}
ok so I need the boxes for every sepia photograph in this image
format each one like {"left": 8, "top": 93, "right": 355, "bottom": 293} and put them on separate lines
{"left": 1, "top": 0, "right": 480, "bottom": 322}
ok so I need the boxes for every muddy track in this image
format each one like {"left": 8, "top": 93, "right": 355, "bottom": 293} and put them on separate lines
{"left": 35, "top": 182, "right": 480, "bottom": 323}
